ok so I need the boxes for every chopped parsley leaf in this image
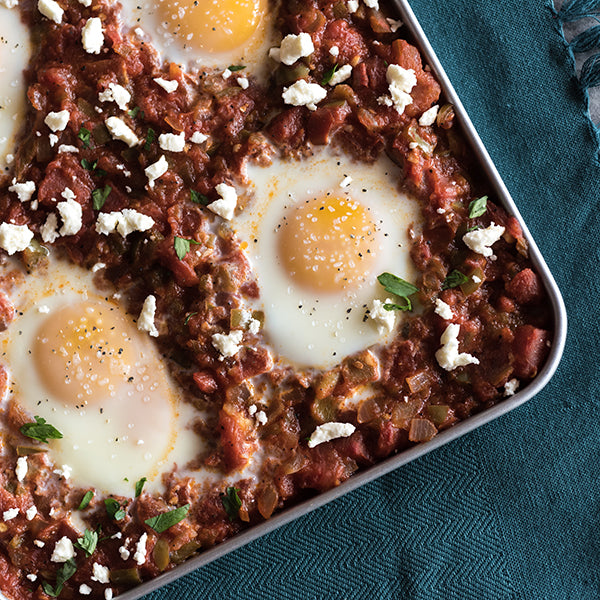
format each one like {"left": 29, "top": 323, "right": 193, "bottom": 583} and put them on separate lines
{"left": 42, "top": 558, "right": 76, "bottom": 597}
{"left": 174, "top": 236, "right": 200, "bottom": 260}
{"left": 184, "top": 312, "right": 198, "bottom": 325}
{"left": 144, "top": 128, "right": 156, "bottom": 151}
{"left": 190, "top": 189, "right": 210, "bottom": 205}
{"left": 75, "top": 528, "right": 98, "bottom": 557}
{"left": 128, "top": 106, "right": 142, "bottom": 118}
{"left": 144, "top": 504, "right": 190, "bottom": 533}
{"left": 92, "top": 185, "right": 111, "bottom": 210}
{"left": 468, "top": 196, "right": 488, "bottom": 219}
{"left": 228, "top": 65, "right": 246, "bottom": 72}
{"left": 78, "top": 126, "right": 92, "bottom": 149}
{"left": 135, "top": 477, "right": 147, "bottom": 497}
{"left": 104, "top": 498, "right": 126, "bottom": 521}
{"left": 442, "top": 269, "right": 469, "bottom": 290}
{"left": 81, "top": 158, "right": 107, "bottom": 178}
{"left": 220, "top": 486, "right": 242, "bottom": 521}
{"left": 377, "top": 272, "right": 419, "bottom": 312}
{"left": 20, "top": 416, "right": 63, "bottom": 443}
{"left": 321, "top": 64, "right": 339, "bottom": 85}
{"left": 78, "top": 491, "right": 94, "bottom": 510}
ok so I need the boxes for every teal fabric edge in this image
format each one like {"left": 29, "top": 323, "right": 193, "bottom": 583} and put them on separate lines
{"left": 548, "top": 0, "right": 600, "bottom": 152}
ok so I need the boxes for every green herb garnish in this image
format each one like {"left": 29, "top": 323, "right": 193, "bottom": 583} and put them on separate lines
{"left": 75, "top": 528, "right": 98, "bottom": 557}
{"left": 128, "top": 106, "right": 141, "bottom": 118}
{"left": 145, "top": 127, "right": 156, "bottom": 151}
{"left": 78, "top": 491, "right": 94, "bottom": 510}
{"left": 104, "top": 498, "right": 126, "bottom": 521}
{"left": 228, "top": 65, "right": 246, "bottom": 72}
{"left": 190, "top": 189, "right": 210, "bottom": 205}
{"left": 174, "top": 236, "right": 200, "bottom": 260}
{"left": 78, "top": 127, "right": 92, "bottom": 149}
{"left": 81, "top": 159, "right": 107, "bottom": 177}
{"left": 184, "top": 312, "right": 198, "bottom": 325}
{"left": 377, "top": 272, "right": 419, "bottom": 312}
{"left": 220, "top": 487, "right": 242, "bottom": 521}
{"left": 92, "top": 185, "right": 111, "bottom": 210}
{"left": 20, "top": 416, "right": 63, "bottom": 444}
{"left": 144, "top": 504, "right": 190, "bottom": 533}
{"left": 42, "top": 559, "right": 76, "bottom": 597}
{"left": 321, "top": 64, "right": 338, "bottom": 85}
{"left": 135, "top": 477, "right": 147, "bottom": 498}
{"left": 468, "top": 196, "right": 488, "bottom": 219}
{"left": 442, "top": 269, "right": 469, "bottom": 290}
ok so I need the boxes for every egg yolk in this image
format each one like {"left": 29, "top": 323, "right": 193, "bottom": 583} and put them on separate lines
{"left": 33, "top": 302, "right": 142, "bottom": 406}
{"left": 156, "top": 0, "right": 266, "bottom": 54}
{"left": 279, "top": 196, "right": 379, "bottom": 293}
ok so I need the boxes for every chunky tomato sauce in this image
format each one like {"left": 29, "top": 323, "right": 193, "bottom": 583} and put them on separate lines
{"left": 0, "top": 0, "right": 553, "bottom": 598}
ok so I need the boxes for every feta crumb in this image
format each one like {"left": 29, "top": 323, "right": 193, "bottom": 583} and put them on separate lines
{"left": 268, "top": 47, "right": 281, "bottom": 62}
{"left": 105, "top": 116, "right": 139, "bottom": 148}
{"left": 329, "top": 64, "right": 352, "bottom": 86}
{"left": 377, "top": 95, "right": 393, "bottom": 107}
{"left": 190, "top": 131, "right": 208, "bottom": 144}
{"left": 38, "top": 305, "right": 50, "bottom": 313}
{"left": 79, "top": 584, "right": 92, "bottom": 595}
{"left": 26, "top": 574, "right": 37, "bottom": 582}
{"left": 248, "top": 318, "right": 261, "bottom": 335}
{"left": 1, "top": 0, "right": 18, "bottom": 8}
{"left": 437, "top": 207, "right": 446, "bottom": 214}
{"left": 158, "top": 131, "right": 185, "bottom": 152}
{"left": 211, "top": 329, "right": 244, "bottom": 359}
{"left": 279, "top": 32, "right": 314, "bottom": 65}
{"left": 222, "top": 68, "right": 232, "bottom": 79}
{"left": 462, "top": 222, "right": 505, "bottom": 257}
{"left": 105, "top": 589, "right": 113, "bottom": 600}
{"left": 255, "top": 410, "right": 268, "bottom": 426}
{"left": 91, "top": 262, "right": 105, "bottom": 272}
{"left": 57, "top": 144, "right": 79, "bottom": 154}
{"left": 51, "top": 536, "right": 75, "bottom": 562}
{"left": 57, "top": 198, "right": 82, "bottom": 236}
{"left": 282, "top": 80, "right": 327, "bottom": 111}
{"left": 15, "top": 456, "right": 27, "bottom": 482}
{"left": 91, "top": 563, "right": 110, "bottom": 583}
{"left": 119, "top": 545, "right": 130, "bottom": 560}
{"left": 386, "top": 64, "right": 417, "bottom": 115}
{"left": 82, "top": 17, "right": 104, "bottom": 54}
{"left": 435, "top": 323, "right": 479, "bottom": 371}
{"left": 329, "top": 45, "right": 339, "bottom": 57}
{"left": 53, "top": 464, "right": 72, "bottom": 480}
{"left": 0, "top": 223, "right": 33, "bottom": 255}
{"left": 145, "top": 155, "right": 169, "bottom": 188}
{"left": 369, "top": 298, "right": 396, "bottom": 334}
{"left": 95, "top": 209, "right": 154, "bottom": 237}
{"left": 44, "top": 110, "right": 70, "bottom": 132}
{"left": 472, "top": 274, "right": 482, "bottom": 284}
{"left": 26, "top": 506, "right": 37, "bottom": 520}
{"left": 33, "top": 540, "right": 45, "bottom": 548}
{"left": 419, "top": 104, "right": 439, "bottom": 127}
{"left": 138, "top": 295, "right": 158, "bottom": 337}
{"left": 61, "top": 187, "right": 75, "bottom": 201}
{"left": 504, "top": 378, "right": 520, "bottom": 397}
{"left": 237, "top": 77, "right": 249, "bottom": 90}
{"left": 154, "top": 77, "right": 178, "bottom": 93}
{"left": 78, "top": 0, "right": 91, "bottom": 6}
{"left": 38, "top": 0, "right": 63, "bottom": 23}
{"left": 308, "top": 422, "right": 356, "bottom": 448}
{"left": 134, "top": 27, "right": 144, "bottom": 37}
{"left": 434, "top": 298, "right": 453, "bottom": 320}
{"left": 41, "top": 213, "right": 59, "bottom": 244}
{"left": 208, "top": 183, "right": 238, "bottom": 220}
{"left": 49, "top": 507, "right": 58, "bottom": 517}
{"left": 363, "top": 0, "right": 379, "bottom": 8}
{"left": 248, "top": 404, "right": 257, "bottom": 416}
{"left": 9, "top": 180, "right": 35, "bottom": 202}
{"left": 386, "top": 17, "right": 403, "bottom": 32}
{"left": 49, "top": 133, "right": 58, "bottom": 147}
{"left": 347, "top": 0, "right": 358, "bottom": 13}
{"left": 99, "top": 83, "right": 131, "bottom": 111}
{"left": 133, "top": 533, "right": 147, "bottom": 566}
{"left": 3, "top": 508, "right": 19, "bottom": 521}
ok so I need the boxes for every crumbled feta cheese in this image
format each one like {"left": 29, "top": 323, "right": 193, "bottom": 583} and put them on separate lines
{"left": 44, "top": 110, "right": 70, "bottom": 132}
{"left": 282, "top": 80, "right": 327, "bottom": 111}
{"left": 48, "top": 133, "right": 58, "bottom": 147}
{"left": 79, "top": 584, "right": 92, "bottom": 595}
{"left": 369, "top": 298, "right": 396, "bottom": 334}
{"left": 49, "top": 507, "right": 58, "bottom": 517}
{"left": 38, "top": 0, "right": 63, "bottom": 23}
{"left": 0, "top": 223, "right": 33, "bottom": 255}
{"left": 329, "top": 64, "right": 352, "bottom": 86}
{"left": 504, "top": 378, "right": 520, "bottom": 397}
{"left": 51, "top": 536, "right": 75, "bottom": 562}
{"left": 91, "top": 563, "right": 110, "bottom": 583}
{"left": 462, "top": 222, "right": 505, "bottom": 257}
{"left": 53, "top": 464, "right": 72, "bottom": 480}
{"left": 78, "top": 0, "right": 91, "bottom": 6}
{"left": 308, "top": 422, "right": 356, "bottom": 448}
{"left": 158, "top": 131, "right": 185, "bottom": 152}
{"left": 15, "top": 456, "right": 27, "bottom": 482}
{"left": 82, "top": 17, "right": 104, "bottom": 54}
{"left": 26, "top": 506, "right": 37, "bottom": 520}
{"left": 145, "top": 155, "right": 169, "bottom": 188}
{"left": 363, "top": 0, "right": 379, "bottom": 8}
{"left": 1, "top": 0, "right": 18, "bottom": 8}
{"left": 386, "top": 17, "right": 403, "bottom": 32}
{"left": 419, "top": 104, "right": 439, "bottom": 127}
{"left": 385, "top": 64, "right": 417, "bottom": 115}
{"left": 237, "top": 77, "right": 249, "bottom": 90}
{"left": 154, "top": 77, "right": 178, "bottom": 93}
{"left": 98, "top": 83, "right": 131, "bottom": 111}
{"left": 268, "top": 47, "right": 281, "bottom": 62}
{"left": 119, "top": 545, "right": 130, "bottom": 560}
{"left": 248, "top": 404, "right": 257, "bottom": 416}
{"left": 57, "top": 198, "right": 82, "bottom": 236}
{"left": 329, "top": 45, "right": 339, "bottom": 57}
{"left": 105, "top": 116, "right": 139, "bottom": 148}
{"left": 211, "top": 330, "right": 244, "bottom": 359}
{"left": 472, "top": 274, "right": 482, "bottom": 284}
{"left": 41, "top": 213, "right": 59, "bottom": 244}
{"left": 208, "top": 183, "right": 238, "bottom": 220}
{"left": 255, "top": 410, "right": 268, "bottom": 426}
{"left": 222, "top": 68, "right": 232, "bottom": 79}
{"left": 33, "top": 540, "right": 45, "bottom": 548}
{"left": 61, "top": 187, "right": 75, "bottom": 201}
{"left": 26, "top": 574, "right": 37, "bottom": 582}
{"left": 95, "top": 209, "right": 154, "bottom": 237}
{"left": 133, "top": 533, "right": 147, "bottom": 566}
{"left": 3, "top": 508, "right": 19, "bottom": 521}
{"left": 278, "top": 32, "right": 314, "bottom": 65}
{"left": 347, "top": 0, "right": 358, "bottom": 13}
{"left": 248, "top": 318, "right": 261, "bottom": 335}
{"left": 190, "top": 131, "right": 208, "bottom": 144}
{"left": 377, "top": 95, "right": 393, "bottom": 107}
{"left": 435, "top": 323, "right": 479, "bottom": 371}
{"left": 138, "top": 295, "right": 158, "bottom": 337}
{"left": 437, "top": 207, "right": 446, "bottom": 214}
{"left": 57, "top": 144, "right": 79, "bottom": 154}
{"left": 434, "top": 298, "right": 453, "bottom": 320}
{"left": 38, "top": 304, "right": 50, "bottom": 313}
{"left": 105, "top": 589, "right": 113, "bottom": 600}
{"left": 9, "top": 180, "right": 35, "bottom": 202}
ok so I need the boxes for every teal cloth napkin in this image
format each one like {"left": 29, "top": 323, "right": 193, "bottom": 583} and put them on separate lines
{"left": 146, "top": 1, "right": 597, "bottom": 598}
